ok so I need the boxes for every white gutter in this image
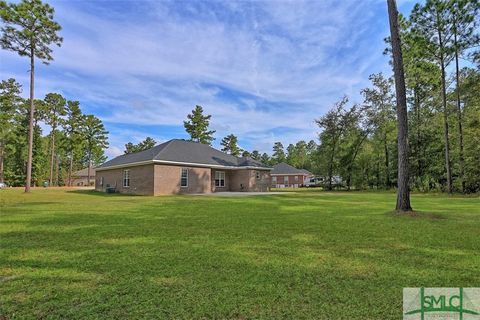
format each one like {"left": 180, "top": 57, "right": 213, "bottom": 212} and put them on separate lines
{"left": 95, "top": 159, "right": 273, "bottom": 171}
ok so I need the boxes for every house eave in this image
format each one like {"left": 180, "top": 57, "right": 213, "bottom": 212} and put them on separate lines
{"left": 95, "top": 159, "right": 272, "bottom": 171}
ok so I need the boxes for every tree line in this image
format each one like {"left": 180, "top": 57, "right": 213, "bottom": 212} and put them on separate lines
{"left": 165, "top": 62, "right": 479, "bottom": 196}
{"left": 177, "top": 104, "right": 320, "bottom": 169}
{"left": 0, "top": 79, "right": 108, "bottom": 186}
{"left": 1, "top": 0, "right": 109, "bottom": 188}
{"left": 270, "top": 0, "right": 479, "bottom": 195}
{"left": 2, "top": 0, "right": 478, "bottom": 197}
{"left": 291, "top": 0, "right": 479, "bottom": 194}
{"left": 176, "top": 0, "right": 480, "bottom": 195}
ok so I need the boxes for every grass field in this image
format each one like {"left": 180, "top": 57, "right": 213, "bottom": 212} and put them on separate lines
{"left": 0, "top": 188, "right": 479, "bottom": 319}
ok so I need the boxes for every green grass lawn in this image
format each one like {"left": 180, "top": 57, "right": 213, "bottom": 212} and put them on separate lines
{"left": 1, "top": 189, "right": 479, "bottom": 319}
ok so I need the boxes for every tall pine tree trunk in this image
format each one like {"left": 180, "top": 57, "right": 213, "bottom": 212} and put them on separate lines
{"left": 0, "top": 140, "right": 4, "bottom": 184}
{"left": 376, "top": 153, "right": 381, "bottom": 189}
{"left": 25, "top": 47, "right": 35, "bottom": 192}
{"left": 49, "top": 127, "right": 56, "bottom": 186}
{"left": 384, "top": 131, "right": 390, "bottom": 188}
{"left": 440, "top": 55, "right": 453, "bottom": 194}
{"left": 68, "top": 152, "right": 73, "bottom": 187}
{"left": 437, "top": 17, "right": 453, "bottom": 194}
{"left": 387, "top": 0, "right": 412, "bottom": 211}
{"left": 55, "top": 153, "right": 59, "bottom": 186}
{"left": 454, "top": 30, "right": 465, "bottom": 193}
{"left": 414, "top": 85, "right": 422, "bottom": 179}
{"left": 87, "top": 150, "right": 91, "bottom": 186}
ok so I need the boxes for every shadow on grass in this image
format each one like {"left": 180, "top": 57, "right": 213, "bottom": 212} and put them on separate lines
{"left": 5, "top": 201, "right": 61, "bottom": 207}
{"left": 66, "top": 190, "right": 128, "bottom": 197}
{"left": 387, "top": 210, "right": 447, "bottom": 220}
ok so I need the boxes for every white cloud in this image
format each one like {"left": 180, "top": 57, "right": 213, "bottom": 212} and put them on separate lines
{"left": 1, "top": 0, "right": 394, "bottom": 155}
{"left": 106, "top": 146, "right": 123, "bottom": 159}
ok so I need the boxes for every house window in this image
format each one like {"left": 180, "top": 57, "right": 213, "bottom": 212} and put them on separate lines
{"left": 284, "top": 176, "right": 289, "bottom": 186}
{"left": 100, "top": 176, "right": 104, "bottom": 186}
{"left": 256, "top": 171, "right": 261, "bottom": 179}
{"left": 295, "top": 176, "right": 299, "bottom": 182}
{"left": 123, "top": 170, "right": 130, "bottom": 187}
{"left": 181, "top": 168, "right": 188, "bottom": 187}
{"left": 272, "top": 176, "right": 277, "bottom": 183}
{"left": 215, "top": 171, "right": 225, "bottom": 187}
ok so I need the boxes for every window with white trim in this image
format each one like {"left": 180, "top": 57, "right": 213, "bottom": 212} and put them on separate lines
{"left": 100, "top": 176, "right": 104, "bottom": 186}
{"left": 215, "top": 171, "right": 225, "bottom": 187}
{"left": 256, "top": 171, "right": 261, "bottom": 179}
{"left": 295, "top": 175, "right": 299, "bottom": 182}
{"left": 284, "top": 176, "right": 289, "bottom": 185}
{"left": 181, "top": 168, "right": 188, "bottom": 187}
{"left": 272, "top": 176, "right": 277, "bottom": 183}
{"left": 123, "top": 170, "right": 130, "bottom": 187}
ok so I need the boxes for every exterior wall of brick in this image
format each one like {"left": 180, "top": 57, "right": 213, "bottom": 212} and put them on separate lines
{"left": 153, "top": 164, "right": 211, "bottom": 195}
{"left": 95, "top": 164, "right": 155, "bottom": 195}
{"left": 211, "top": 169, "right": 231, "bottom": 192}
{"left": 250, "top": 170, "right": 271, "bottom": 192}
{"left": 229, "top": 169, "right": 270, "bottom": 192}
{"left": 271, "top": 174, "right": 306, "bottom": 188}
{"left": 96, "top": 164, "right": 270, "bottom": 195}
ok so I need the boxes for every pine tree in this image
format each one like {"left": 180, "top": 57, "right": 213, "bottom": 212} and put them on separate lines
{"left": 361, "top": 73, "right": 396, "bottom": 188}
{"left": 124, "top": 137, "right": 157, "bottom": 154}
{"left": 0, "top": 0, "right": 62, "bottom": 192}
{"left": 251, "top": 150, "right": 261, "bottom": 160}
{"left": 64, "top": 100, "right": 83, "bottom": 186}
{"left": 272, "top": 142, "right": 286, "bottom": 164}
{"left": 0, "top": 78, "right": 22, "bottom": 184}
{"left": 220, "top": 134, "right": 242, "bottom": 156}
{"left": 387, "top": 0, "right": 412, "bottom": 211}
{"left": 450, "top": 0, "right": 479, "bottom": 192}
{"left": 260, "top": 153, "right": 270, "bottom": 165}
{"left": 411, "top": 0, "right": 455, "bottom": 193}
{"left": 44, "top": 93, "right": 66, "bottom": 186}
{"left": 183, "top": 105, "right": 215, "bottom": 145}
{"left": 81, "top": 115, "right": 108, "bottom": 185}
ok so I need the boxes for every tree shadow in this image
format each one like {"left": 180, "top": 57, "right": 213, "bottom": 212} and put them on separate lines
{"left": 387, "top": 210, "right": 447, "bottom": 220}
{"left": 66, "top": 189, "right": 131, "bottom": 197}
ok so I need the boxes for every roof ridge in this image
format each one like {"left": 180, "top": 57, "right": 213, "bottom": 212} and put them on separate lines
{"left": 154, "top": 139, "right": 176, "bottom": 158}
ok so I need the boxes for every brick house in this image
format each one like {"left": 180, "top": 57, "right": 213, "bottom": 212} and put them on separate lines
{"left": 95, "top": 139, "right": 272, "bottom": 195}
{"left": 270, "top": 163, "right": 312, "bottom": 188}
{"left": 71, "top": 166, "right": 95, "bottom": 186}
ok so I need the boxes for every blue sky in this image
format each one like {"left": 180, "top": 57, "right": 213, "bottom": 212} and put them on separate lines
{"left": 0, "top": 0, "right": 418, "bottom": 158}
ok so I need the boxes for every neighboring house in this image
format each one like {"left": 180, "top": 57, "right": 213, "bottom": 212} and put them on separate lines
{"left": 71, "top": 167, "right": 95, "bottom": 186}
{"left": 95, "top": 139, "right": 272, "bottom": 195}
{"left": 270, "top": 163, "right": 312, "bottom": 188}
{"left": 300, "top": 169, "right": 313, "bottom": 177}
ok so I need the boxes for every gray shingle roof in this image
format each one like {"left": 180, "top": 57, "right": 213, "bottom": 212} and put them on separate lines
{"left": 271, "top": 162, "right": 310, "bottom": 175}
{"left": 300, "top": 168, "right": 313, "bottom": 175}
{"left": 97, "top": 139, "right": 271, "bottom": 170}
{"left": 72, "top": 166, "right": 95, "bottom": 177}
